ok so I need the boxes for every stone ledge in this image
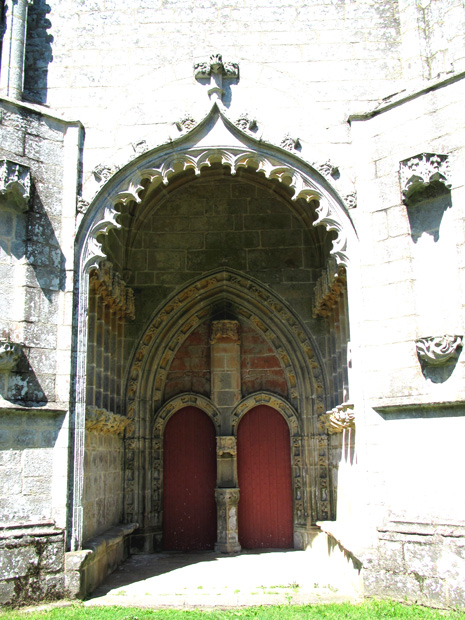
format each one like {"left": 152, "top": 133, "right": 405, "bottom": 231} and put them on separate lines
{"left": 65, "top": 522, "right": 138, "bottom": 599}
{"left": 0, "top": 520, "right": 63, "bottom": 539}
{"left": 0, "top": 400, "right": 68, "bottom": 414}
{"left": 372, "top": 397, "right": 465, "bottom": 415}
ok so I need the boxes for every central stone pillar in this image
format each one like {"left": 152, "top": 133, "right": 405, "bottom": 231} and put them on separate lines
{"left": 210, "top": 320, "right": 241, "bottom": 552}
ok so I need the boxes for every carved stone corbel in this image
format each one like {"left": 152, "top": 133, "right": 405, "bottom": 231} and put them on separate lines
{"left": 416, "top": 335, "right": 463, "bottom": 366}
{"left": 320, "top": 402, "right": 355, "bottom": 434}
{"left": 210, "top": 320, "right": 240, "bottom": 344}
{"left": 399, "top": 153, "right": 451, "bottom": 206}
{"left": 217, "top": 436, "right": 237, "bottom": 456}
{"left": 0, "top": 341, "right": 22, "bottom": 372}
{"left": 0, "top": 159, "right": 31, "bottom": 212}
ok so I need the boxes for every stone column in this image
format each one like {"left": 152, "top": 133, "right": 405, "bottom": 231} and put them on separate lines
{"left": 215, "top": 488, "right": 241, "bottom": 553}
{"left": 210, "top": 320, "right": 242, "bottom": 551}
{"left": 210, "top": 320, "right": 241, "bottom": 434}
{"left": 0, "top": 0, "right": 33, "bottom": 100}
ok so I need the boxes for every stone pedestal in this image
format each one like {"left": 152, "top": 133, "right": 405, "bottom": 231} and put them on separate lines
{"left": 214, "top": 488, "right": 241, "bottom": 553}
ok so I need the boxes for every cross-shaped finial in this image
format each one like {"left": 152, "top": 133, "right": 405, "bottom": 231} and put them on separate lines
{"left": 194, "top": 54, "right": 239, "bottom": 103}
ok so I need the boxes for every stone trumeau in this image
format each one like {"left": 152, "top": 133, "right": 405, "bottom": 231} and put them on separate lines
{"left": 0, "top": 0, "right": 464, "bottom": 609}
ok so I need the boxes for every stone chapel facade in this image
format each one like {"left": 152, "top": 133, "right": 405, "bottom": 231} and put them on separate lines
{"left": 0, "top": 0, "right": 465, "bottom": 608}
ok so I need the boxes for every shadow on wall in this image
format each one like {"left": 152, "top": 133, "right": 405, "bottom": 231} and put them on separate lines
{"left": 407, "top": 191, "right": 452, "bottom": 243}
{"left": 0, "top": 347, "right": 48, "bottom": 406}
{"left": 24, "top": 0, "right": 53, "bottom": 105}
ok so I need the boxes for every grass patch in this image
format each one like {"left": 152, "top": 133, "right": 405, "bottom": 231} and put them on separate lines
{"left": 0, "top": 601, "right": 464, "bottom": 620}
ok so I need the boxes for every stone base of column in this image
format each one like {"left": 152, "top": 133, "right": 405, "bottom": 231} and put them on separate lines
{"left": 215, "top": 488, "right": 241, "bottom": 554}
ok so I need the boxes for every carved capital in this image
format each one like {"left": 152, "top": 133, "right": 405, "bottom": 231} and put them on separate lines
{"left": 320, "top": 402, "right": 355, "bottom": 434}
{"left": 89, "top": 261, "right": 135, "bottom": 320}
{"left": 399, "top": 153, "right": 451, "bottom": 206}
{"left": 210, "top": 320, "right": 240, "bottom": 344}
{"left": 0, "top": 159, "right": 31, "bottom": 212}
{"left": 416, "top": 335, "right": 463, "bottom": 366}
{"left": 85, "top": 407, "right": 131, "bottom": 436}
{"left": 312, "top": 256, "right": 347, "bottom": 318}
{"left": 0, "top": 341, "right": 22, "bottom": 372}
{"left": 217, "top": 436, "right": 237, "bottom": 456}
{"left": 215, "top": 488, "right": 240, "bottom": 505}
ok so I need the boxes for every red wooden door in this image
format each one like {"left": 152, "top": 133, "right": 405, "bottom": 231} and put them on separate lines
{"left": 237, "top": 405, "right": 293, "bottom": 549}
{"left": 163, "top": 406, "right": 217, "bottom": 550}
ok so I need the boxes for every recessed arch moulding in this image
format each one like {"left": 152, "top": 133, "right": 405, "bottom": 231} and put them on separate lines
{"left": 71, "top": 102, "right": 360, "bottom": 551}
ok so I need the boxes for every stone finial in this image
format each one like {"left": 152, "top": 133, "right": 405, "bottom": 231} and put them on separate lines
{"left": 210, "top": 320, "right": 240, "bottom": 344}
{"left": 399, "top": 153, "right": 451, "bottom": 206}
{"left": 320, "top": 402, "right": 355, "bottom": 434}
{"left": 0, "top": 159, "right": 31, "bottom": 212}
{"left": 0, "top": 341, "right": 22, "bottom": 372}
{"left": 416, "top": 335, "right": 463, "bottom": 366}
{"left": 194, "top": 54, "right": 239, "bottom": 103}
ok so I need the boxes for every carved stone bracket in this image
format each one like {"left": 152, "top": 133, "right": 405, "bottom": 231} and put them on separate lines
{"left": 85, "top": 406, "right": 131, "bottom": 436}
{"left": 217, "top": 436, "right": 237, "bottom": 456}
{"left": 89, "top": 260, "right": 135, "bottom": 320}
{"left": 0, "top": 159, "right": 31, "bottom": 212}
{"left": 320, "top": 402, "right": 355, "bottom": 434}
{"left": 416, "top": 335, "right": 463, "bottom": 366}
{"left": 313, "top": 256, "right": 347, "bottom": 318}
{"left": 399, "top": 153, "right": 451, "bottom": 206}
{"left": 0, "top": 341, "right": 22, "bottom": 372}
{"left": 210, "top": 320, "right": 240, "bottom": 344}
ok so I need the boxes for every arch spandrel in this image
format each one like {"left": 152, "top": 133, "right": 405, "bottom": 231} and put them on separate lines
{"left": 76, "top": 103, "right": 358, "bottom": 275}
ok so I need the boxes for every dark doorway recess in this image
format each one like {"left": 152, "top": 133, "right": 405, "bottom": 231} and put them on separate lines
{"left": 238, "top": 405, "right": 293, "bottom": 549}
{"left": 163, "top": 406, "right": 217, "bottom": 550}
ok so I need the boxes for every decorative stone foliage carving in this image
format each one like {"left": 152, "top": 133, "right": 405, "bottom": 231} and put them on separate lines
{"left": 416, "top": 335, "right": 463, "bottom": 365}
{"left": 175, "top": 115, "right": 196, "bottom": 133}
{"left": 320, "top": 402, "right": 355, "bottom": 434}
{"left": 210, "top": 320, "right": 240, "bottom": 344}
{"left": 313, "top": 256, "right": 347, "bottom": 318}
{"left": 76, "top": 197, "right": 89, "bottom": 215}
{"left": 236, "top": 114, "right": 257, "bottom": 132}
{"left": 317, "top": 160, "right": 339, "bottom": 180}
{"left": 399, "top": 153, "right": 451, "bottom": 206}
{"left": 92, "top": 163, "right": 119, "bottom": 184}
{"left": 217, "top": 436, "right": 237, "bottom": 456}
{"left": 131, "top": 140, "right": 148, "bottom": 155}
{"left": 85, "top": 407, "right": 131, "bottom": 436}
{"left": 281, "top": 134, "right": 301, "bottom": 151}
{"left": 0, "top": 159, "right": 31, "bottom": 211}
{"left": 0, "top": 341, "right": 22, "bottom": 372}
{"left": 344, "top": 191, "right": 357, "bottom": 209}
{"left": 89, "top": 261, "right": 135, "bottom": 320}
{"left": 194, "top": 54, "right": 239, "bottom": 80}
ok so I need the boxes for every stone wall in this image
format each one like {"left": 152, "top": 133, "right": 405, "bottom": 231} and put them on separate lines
{"left": 0, "top": 521, "right": 64, "bottom": 606}
{"left": 82, "top": 430, "right": 125, "bottom": 543}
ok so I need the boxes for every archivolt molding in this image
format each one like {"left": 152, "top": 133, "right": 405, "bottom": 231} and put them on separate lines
{"left": 77, "top": 104, "right": 358, "bottom": 275}
{"left": 231, "top": 392, "right": 301, "bottom": 436}
{"left": 152, "top": 393, "right": 221, "bottom": 438}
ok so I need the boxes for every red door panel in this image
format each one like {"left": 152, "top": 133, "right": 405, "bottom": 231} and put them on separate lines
{"left": 238, "top": 405, "right": 293, "bottom": 549}
{"left": 163, "top": 406, "right": 217, "bottom": 550}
